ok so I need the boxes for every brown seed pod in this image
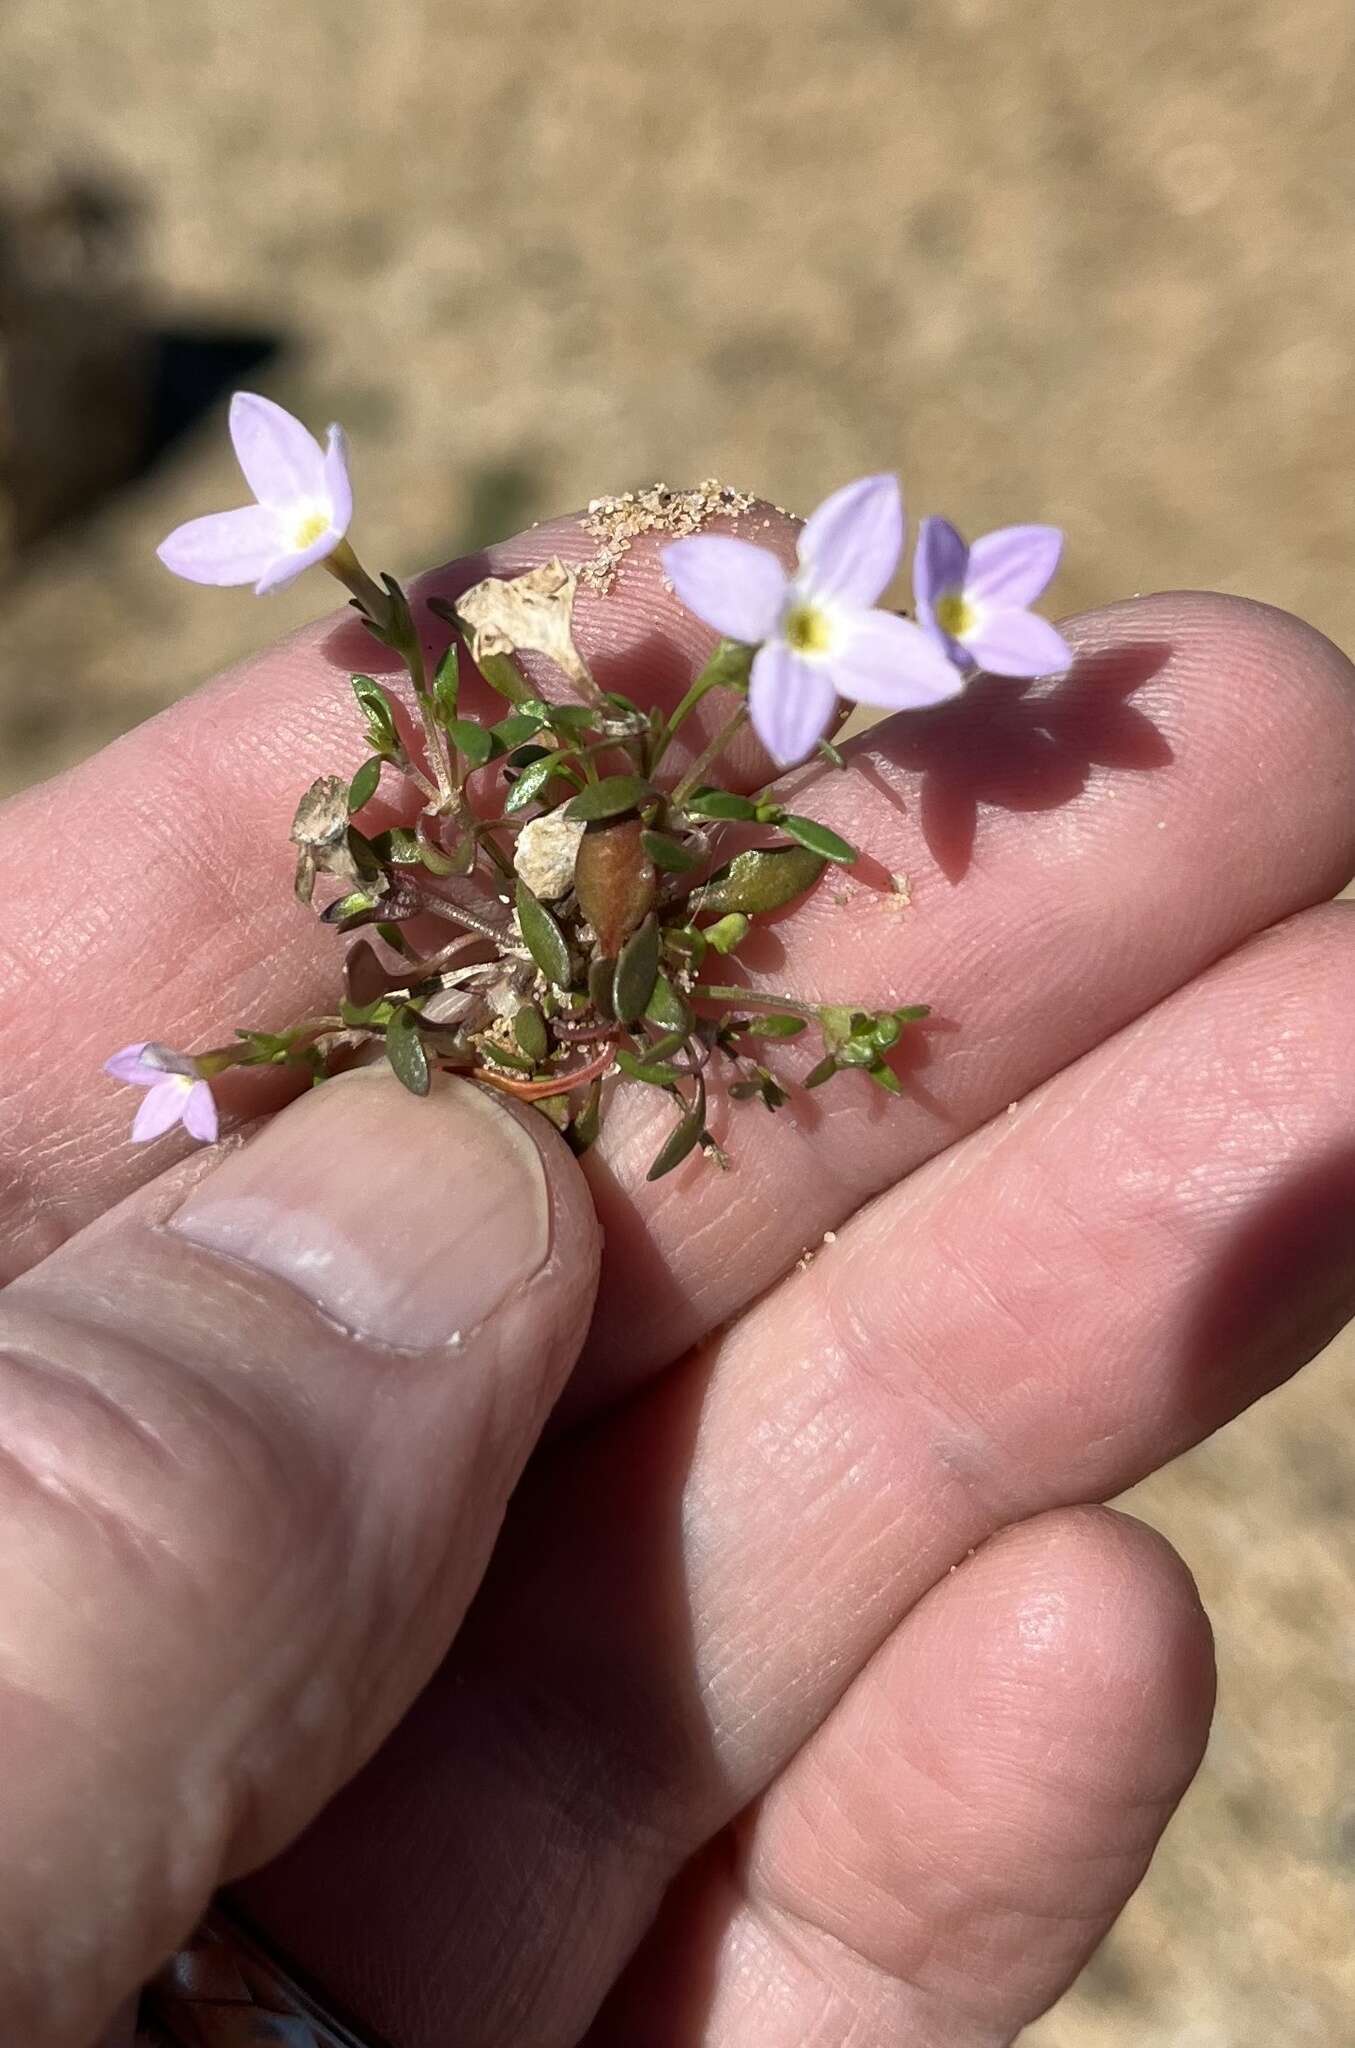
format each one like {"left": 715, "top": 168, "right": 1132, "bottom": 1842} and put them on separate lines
{"left": 572, "top": 816, "right": 657, "bottom": 958}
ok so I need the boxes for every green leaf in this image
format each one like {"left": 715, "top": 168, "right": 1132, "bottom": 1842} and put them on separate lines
{"left": 477, "top": 649, "right": 534, "bottom": 705}
{"left": 564, "top": 774, "right": 654, "bottom": 823}
{"left": 644, "top": 972, "right": 694, "bottom": 1035}
{"left": 503, "top": 751, "right": 564, "bottom": 814}
{"left": 446, "top": 718, "right": 497, "bottom": 769}
{"left": 519, "top": 698, "right": 595, "bottom": 733}
{"left": 233, "top": 1028, "right": 296, "bottom": 1063}
{"left": 588, "top": 954, "right": 616, "bottom": 1018}
{"left": 894, "top": 1004, "right": 931, "bottom": 1023}
{"left": 803, "top": 1054, "right": 839, "bottom": 1089}
{"left": 692, "top": 638, "right": 754, "bottom": 694}
{"left": 414, "top": 831, "right": 457, "bottom": 876}
{"left": 567, "top": 1077, "right": 603, "bottom": 1155}
{"left": 351, "top": 674, "right": 399, "bottom": 756}
{"left": 347, "top": 756, "right": 384, "bottom": 812}
{"left": 613, "top": 913, "right": 660, "bottom": 1025}
{"left": 601, "top": 688, "right": 651, "bottom": 730}
{"left": 386, "top": 1005, "right": 430, "bottom": 1096}
{"left": 372, "top": 827, "right": 424, "bottom": 866}
{"left": 778, "top": 815, "right": 859, "bottom": 865}
{"left": 646, "top": 1075, "right": 708, "bottom": 1182}
{"left": 432, "top": 642, "right": 460, "bottom": 724}
{"left": 741, "top": 1013, "right": 807, "bottom": 1037}
{"left": 513, "top": 1003, "right": 549, "bottom": 1062}
{"left": 868, "top": 1058, "right": 903, "bottom": 1094}
{"left": 320, "top": 890, "right": 381, "bottom": 927}
{"left": 516, "top": 880, "right": 573, "bottom": 988}
{"left": 376, "top": 921, "right": 414, "bottom": 955}
{"left": 615, "top": 1047, "right": 685, "bottom": 1087}
{"left": 340, "top": 996, "right": 396, "bottom": 1029}
{"left": 816, "top": 737, "right": 848, "bottom": 770}
{"left": 692, "top": 844, "right": 825, "bottom": 917}
{"left": 819, "top": 1005, "right": 857, "bottom": 1053}
{"left": 704, "top": 913, "right": 749, "bottom": 955}
{"left": 494, "top": 711, "right": 546, "bottom": 751}
{"left": 641, "top": 829, "right": 701, "bottom": 873}
{"left": 682, "top": 787, "right": 758, "bottom": 822}
{"left": 662, "top": 925, "right": 708, "bottom": 972}
{"left": 478, "top": 1039, "right": 536, "bottom": 1073}
{"left": 643, "top": 1030, "right": 689, "bottom": 1062}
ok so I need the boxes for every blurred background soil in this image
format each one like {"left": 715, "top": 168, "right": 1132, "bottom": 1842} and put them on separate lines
{"left": 3, "top": 1, "right": 1355, "bottom": 2038}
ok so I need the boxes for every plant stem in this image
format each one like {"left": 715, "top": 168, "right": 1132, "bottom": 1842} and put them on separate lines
{"left": 323, "top": 539, "right": 389, "bottom": 621}
{"left": 648, "top": 670, "right": 729, "bottom": 779}
{"left": 692, "top": 984, "right": 820, "bottom": 1018}
{"left": 670, "top": 704, "right": 750, "bottom": 808}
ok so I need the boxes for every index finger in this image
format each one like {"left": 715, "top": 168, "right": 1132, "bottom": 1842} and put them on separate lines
{"left": 0, "top": 507, "right": 788, "bottom": 1278}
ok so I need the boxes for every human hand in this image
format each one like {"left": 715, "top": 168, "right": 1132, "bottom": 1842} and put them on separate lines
{"left": 3, "top": 513, "right": 1354, "bottom": 2047}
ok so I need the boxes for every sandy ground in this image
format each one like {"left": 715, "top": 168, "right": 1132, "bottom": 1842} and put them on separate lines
{"left": 3, "top": 1, "right": 1355, "bottom": 2039}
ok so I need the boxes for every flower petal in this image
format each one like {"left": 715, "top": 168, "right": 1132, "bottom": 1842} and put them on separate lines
{"left": 104, "top": 1042, "right": 154, "bottom": 1084}
{"left": 799, "top": 474, "right": 903, "bottom": 606}
{"left": 832, "top": 608, "right": 967, "bottom": 711}
{"left": 966, "top": 524, "right": 1063, "bottom": 607}
{"left": 323, "top": 424, "right": 353, "bottom": 537}
{"left": 253, "top": 527, "right": 342, "bottom": 595}
{"left": 130, "top": 1078, "right": 190, "bottom": 1143}
{"left": 180, "top": 1080, "right": 220, "bottom": 1144}
{"left": 748, "top": 643, "right": 838, "bottom": 768}
{"left": 662, "top": 534, "right": 788, "bottom": 644}
{"left": 964, "top": 605, "right": 1074, "bottom": 679}
{"left": 912, "top": 515, "right": 970, "bottom": 626}
{"left": 157, "top": 505, "right": 286, "bottom": 587}
{"left": 229, "top": 391, "right": 327, "bottom": 509}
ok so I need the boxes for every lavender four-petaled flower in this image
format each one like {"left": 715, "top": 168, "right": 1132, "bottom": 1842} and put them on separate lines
{"left": 662, "top": 475, "right": 963, "bottom": 768}
{"left": 104, "top": 1043, "right": 220, "bottom": 1145}
{"left": 156, "top": 392, "right": 353, "bottom": 595}
{"left": 913, "top": 518, "right": 1073, "bottom": 679}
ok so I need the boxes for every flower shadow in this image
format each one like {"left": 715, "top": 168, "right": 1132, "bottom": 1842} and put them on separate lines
{"left": 868, "top": 639, "right": 1175, "bottom": 883}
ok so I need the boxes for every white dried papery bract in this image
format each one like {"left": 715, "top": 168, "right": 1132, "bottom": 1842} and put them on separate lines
{"left": 290, "top": 773, "right": 372, "bottom": 904}
{"left": 513, "top": 811, "right": 587, "bottom": 900}
{"left": 456, "top": 558, "right": 594, "bottom": 695}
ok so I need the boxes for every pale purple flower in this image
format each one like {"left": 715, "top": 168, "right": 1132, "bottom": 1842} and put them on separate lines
{"left": 662, "top": 475, "right": 963, "bottom": 768}
{"left": 914, "top": 518, "right": 1073, "bottom": 679}
{"left": 105, "top": 1043, "right": 219, "bottom": 1145}
{"left": 156, "top": 392, "right": 353, "bottom": 595}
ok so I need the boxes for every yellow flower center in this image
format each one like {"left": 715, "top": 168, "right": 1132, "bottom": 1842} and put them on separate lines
{"left": 784, "top": 600, "right": 834, "bottom": 655}
{"left": 934, "top": 591, "right": 977, "bottom": 640}
{"left": 293, "top": 510, "right": 331, "bottom": 551}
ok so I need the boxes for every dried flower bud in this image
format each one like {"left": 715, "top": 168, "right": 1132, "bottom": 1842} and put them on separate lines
{"left": 290, "top": 774, "right": 380, "bottom": 905}
{"left": 456, "top": 558, "right": 595, "bottom": 698}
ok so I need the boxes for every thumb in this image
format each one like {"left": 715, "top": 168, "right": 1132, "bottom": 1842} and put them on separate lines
{"left": 0, "top": 1067, "right": 599, "bottom": 2048}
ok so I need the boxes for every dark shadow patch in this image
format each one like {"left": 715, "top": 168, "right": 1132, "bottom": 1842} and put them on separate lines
{"left": 865, "top": 640, "right": 1175, "bottom": 882}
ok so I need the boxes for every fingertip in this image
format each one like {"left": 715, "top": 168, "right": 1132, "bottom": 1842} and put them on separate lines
{"left": 969, "top": 1506, "right": 1216, "bottom": 1801}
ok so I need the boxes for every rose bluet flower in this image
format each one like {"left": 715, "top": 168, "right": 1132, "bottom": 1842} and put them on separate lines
{"left": 156, "top": 392, "right": 353, "bottom": 595}
{"left": 662, "top": 475, "right": 962, "bottom": 768}
{"left": 914, "top": 518, "right": 1072, "bottom": 678}
{"left": 104, "top": 1043, "right": 220, "bottom": 1145}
